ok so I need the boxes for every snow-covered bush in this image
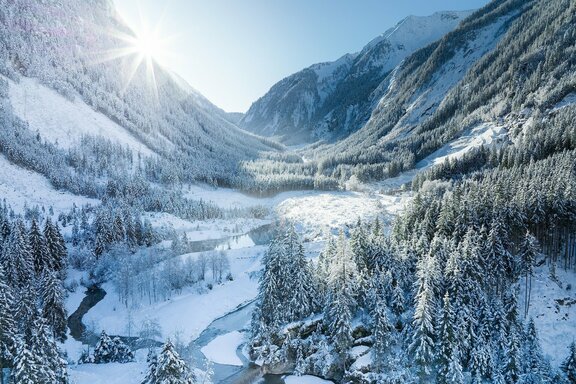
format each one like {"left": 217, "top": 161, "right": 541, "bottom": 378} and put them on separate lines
{"left": 92, "top": 331, "right": 134, "bottom": 364}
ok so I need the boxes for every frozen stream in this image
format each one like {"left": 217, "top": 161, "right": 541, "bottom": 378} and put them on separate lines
{"left": 68, "top": 223, "right": 282, "bottom": 383}
{"left": 187, "top": 301, "right": 289, "bottom": 384}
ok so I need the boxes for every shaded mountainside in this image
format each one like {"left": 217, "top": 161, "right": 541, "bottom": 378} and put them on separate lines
{"left": 240, "top": 10, "right": 472, "bottom": 144}
{"left": 0, "top": 0, "right": 279, "bottom": 194}
{"left": 314, "top": 0, "right": 575, "bottom": 179}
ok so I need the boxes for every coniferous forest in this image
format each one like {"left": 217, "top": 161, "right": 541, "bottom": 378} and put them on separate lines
{"left": 0, "top": 0, "right": 575, "bottom": 383}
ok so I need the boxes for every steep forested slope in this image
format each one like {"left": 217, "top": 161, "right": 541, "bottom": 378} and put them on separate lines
{"left": 241, "top": 0, "right": 575, "bottom": 195}
{"left": 0, "top": 0, "right": 279, "bottom": 199}
{"left": 311, "top": 0, "right": 574, "bottom": 180}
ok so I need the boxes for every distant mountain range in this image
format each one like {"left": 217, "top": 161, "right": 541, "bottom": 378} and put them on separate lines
{"left": 240, "top": 10, "right": 472, "bottom": 144}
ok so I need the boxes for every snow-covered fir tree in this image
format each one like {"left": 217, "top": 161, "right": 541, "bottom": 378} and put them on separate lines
{"left": 371, "top": 297, "right": 392, "bottom": 371}
{"left": 143, "top": 340, "right": 196, "bottom": 384}
{"left": 519, "top": 232, "right": 539, "bottom": 318}
{"left": 42, "top": 219, "right": 64, "bottom": 272}
{"left": 0, "top": 265, "right": 17, "bottom": 383}
{"left": 11, "top": 339, "right": 42, "bottom": 384}
{"left": 3, "top": 220, "right": 34, "bottom": 290}
{"left": 40, "top": 271, "right": 68, "bottom": 343}
{"left": 27, "top": 317, "right": 68, "bottom": 384}
{"left": 561, "top": 342, "right": 576, "bottom": 384}
{"left": 92, "top": 331, "right": 134, "bottom": 364}
{"left": 410, "top": 253, "right": 437, "bottom": 378}
{"left": 28, "top": 219, "right": 49, "bottom": 276}
{"left": 93, "top": 331, "right": 115, "bottom": 364}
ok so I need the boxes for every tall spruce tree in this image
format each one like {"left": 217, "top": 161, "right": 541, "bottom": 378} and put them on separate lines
{"left": 519, "top": 232, "right": 539, "bottom": 318}
{"left": 504, "top": 324, "right": 522, "bottom": 384}
{"left": 371, "top": 298, "right": 392, "bottom": 372}
{"left": 327, "top": 278, "right": 353, "bottom": 355}
{"left": 148, "top": 340, "right": 196, "bottom": 384}
{"left": 391, "top": 281, "right": 405, "bottom": 319}
{"left": 521, "top": 319, "right": 550, "bottom": 382}
{"left": 561, "top": 342, "right": 576, "bottom": 384}
{"left": 29, "top": 219, "right": 49, "bottom": 276}
{"left": 438, "top": 293, "right": 456, "bottom": 383}
{"left": 410, "top": 253, "right": 437, "bottom": 378}
{"left": 0, "top": 265, "right": 17, "bottom": 383}
{"left": 446, "top": 346, "right": 465, "bottom": 384}
{"left": 40, "top": 271, "right": 68, "bottom": 343}
{"left": 44, "top": 219, "right": 67, "bottom": 273}
{"left": 326, "top": 231, "right": 358, "bottom": 356}
{"left": 29, "top": 318, "right": 68, "bottom": 384}
{"left": 11, "top": 338, "right": 42, "bottom": 384}
{"left": 287, "top": 242, "right": 317, "bottom": 321}
{"left": 256, "top": 238, "right": 284, "bottom": 333}
{"left": 142, "top": 350, "right": 158, "bottom": 384}
{"left": 4, "top": 220, "right": 34, "bottom": 290}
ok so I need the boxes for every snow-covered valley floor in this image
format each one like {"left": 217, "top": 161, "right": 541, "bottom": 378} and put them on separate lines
{"left": 0, "top": 122, "right": 570, "bottom": 383}
{"left": 63, "top": 185, "right": 391, "bottom": 384}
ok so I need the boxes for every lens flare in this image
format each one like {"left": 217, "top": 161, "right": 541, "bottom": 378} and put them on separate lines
{"left": 91, "top": 6, "right": 178, "bottom": 102}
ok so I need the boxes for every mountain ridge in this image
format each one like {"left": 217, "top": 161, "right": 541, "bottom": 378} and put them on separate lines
{"left": 240, "top": 10, "right": 472, "bottom": 144}
{"left": 0, "top": 0, "right": 280, "bottom": 196}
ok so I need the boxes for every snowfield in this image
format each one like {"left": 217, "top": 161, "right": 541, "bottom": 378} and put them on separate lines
{"left": 418, "top": 122, "right": 508, "bottom": 167}
{"left": 82, "top": 245, "right": 265, "bottom": 343}
{"left": 184, "top": 184, "right": 409, "bottom": 239}
{"left": 201, "top": 331, "right": 245, "bottom": 366}
{"left": 276, "top": 191, "right": 404, "bottom": 239}
{"left": 368, "top": 121, "right": 509, "bottom": 193}
{"left": 283, "top": 375, "right": 333, "bottom": 384}
{"left": 69, "top": 362, "right": 145, "bottom": 384}
{"left": 525, "top": 265, "right": 576, "bottom": 368}
{"left": 0, "top": 154, "right": 98, "bottom": 214}
{"left": 552, "top": 93, "right": 576, "bottom": 111}
{"left": 6, "top": 75, "right": 155, "bottom": 157}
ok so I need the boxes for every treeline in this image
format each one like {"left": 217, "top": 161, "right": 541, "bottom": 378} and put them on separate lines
{"left": 74, "top": 203, "right": 156, "bottom": 259}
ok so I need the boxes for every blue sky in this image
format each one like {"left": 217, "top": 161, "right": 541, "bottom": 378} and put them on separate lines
{"left": 113, "top": 0, "right": 490, "bottom": 112}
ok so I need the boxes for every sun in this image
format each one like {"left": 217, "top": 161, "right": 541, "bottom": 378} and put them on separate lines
{"left": 133, "top": 27, "right": 169, "bottom": 64}
{"left": 93, "top": 11, "right": 178, "bottom": 101}
{"left": 134, "top": 31, "right": 160, "bottom": 60}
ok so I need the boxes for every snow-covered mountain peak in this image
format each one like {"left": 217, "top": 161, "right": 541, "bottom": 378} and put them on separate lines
{"left": 364, "top": 10, "right": 473, "bottom": 54}
{"left": 311, "top": 53, "right": 357, "bottom": 85}
{"left": 240, "top": 9, "right": 473, "bottom": 144}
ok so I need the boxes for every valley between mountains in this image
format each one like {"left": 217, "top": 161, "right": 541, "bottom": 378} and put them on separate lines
{"left": 0, "top": 0, "right": 575, "bottom": 383}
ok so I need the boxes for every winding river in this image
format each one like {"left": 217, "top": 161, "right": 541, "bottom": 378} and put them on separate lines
{"left": 67, "top": 223, "right": 291, "bottom": 383}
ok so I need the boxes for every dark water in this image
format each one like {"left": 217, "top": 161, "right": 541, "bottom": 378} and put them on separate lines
{"left": 68, "top": 223, "right": 287, "bottom": 383}
{"left": 187, "top": 301, "right": 292, "bottom": 384}
{"left": 67, "top": 285, "right": 106, "bottom": 344}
